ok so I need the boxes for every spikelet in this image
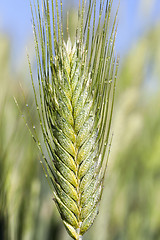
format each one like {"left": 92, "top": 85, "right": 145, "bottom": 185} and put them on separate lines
{"left": 27, "top": 0, "right": 119, "bottom": 239}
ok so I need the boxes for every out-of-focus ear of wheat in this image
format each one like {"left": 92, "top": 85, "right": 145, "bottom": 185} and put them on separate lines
{"left": 26, "top": 0, "right": 119, "bottom": 239}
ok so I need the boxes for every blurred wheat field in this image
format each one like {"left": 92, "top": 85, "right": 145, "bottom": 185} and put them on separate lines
{"left": 0, "top": 1, "right": 160, "bottom": 240}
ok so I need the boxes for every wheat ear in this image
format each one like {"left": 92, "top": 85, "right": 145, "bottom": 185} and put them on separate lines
{"left": 28, "top": 0, "right": 119, "bottom": 239}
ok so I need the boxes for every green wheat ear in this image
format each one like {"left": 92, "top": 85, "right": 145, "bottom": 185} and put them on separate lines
{"left": 28, "top": 0, "right": 119, "bottom": 239}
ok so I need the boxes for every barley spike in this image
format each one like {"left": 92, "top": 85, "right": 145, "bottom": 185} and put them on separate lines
{"left": 28, "top": 0, "right": 119, "bottom": 239}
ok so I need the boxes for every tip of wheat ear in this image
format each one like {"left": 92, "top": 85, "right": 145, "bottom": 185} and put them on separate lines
{"left": 29, "top": 0, "right": 118, "bottom": 239}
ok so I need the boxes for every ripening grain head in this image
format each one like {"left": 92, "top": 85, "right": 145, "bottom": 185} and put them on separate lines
{"left": 28, "top": 0, "right": 119, "bottom": 239}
